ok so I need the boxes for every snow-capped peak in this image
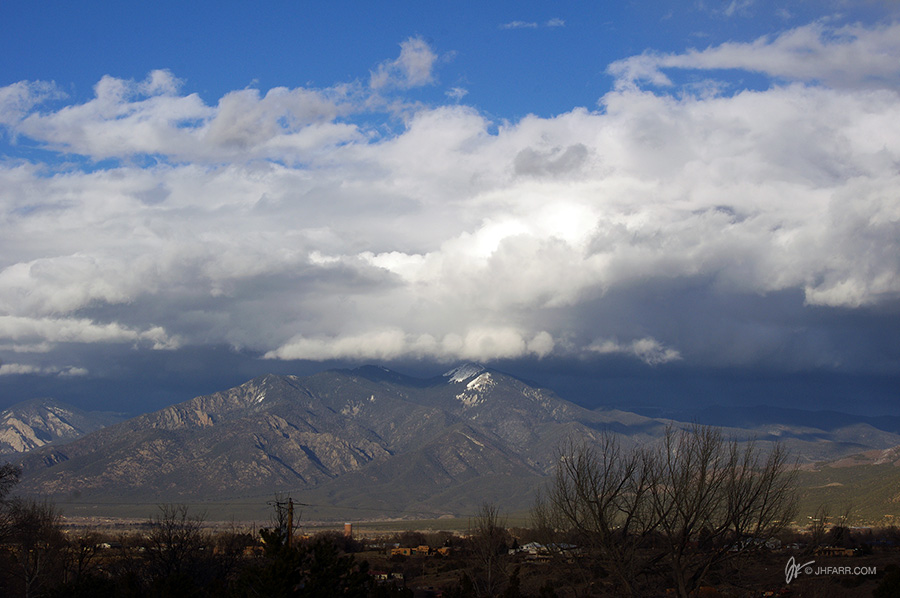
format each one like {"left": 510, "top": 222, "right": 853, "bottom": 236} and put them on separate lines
{"left": 443, "top": 363, "right": 485, "bottom": 383}
{"left": 466, "top": 372, "right": 493, "bottom": 391}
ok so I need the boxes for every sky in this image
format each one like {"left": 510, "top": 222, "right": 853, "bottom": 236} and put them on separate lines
{"left": 1, "top": 1, "right": 899, "bottom": 416}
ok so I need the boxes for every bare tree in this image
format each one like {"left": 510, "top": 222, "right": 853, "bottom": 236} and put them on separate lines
{"left": 4, "top": 498, "right": 66, "bottom": 598}
{"left": 0, "top": 463, "right": 20, "bottom": 502}
{"left": 533, "top": 435, "right": 659, "bottom": 597}
{"left": 534, "top": 426, "right": 797, "bottom": 597}
{"left": 0, "top": 463, "right": 22, "bottom": 547}
{"left": 649, "top": 426, "right": 797, "bottom": 597}
{"left": 145, "top": 503, "right": 207, "bottom": 580}
{"left": 826, "top": 502, "right": 854, "bottom": 547}
{"left": 61, "top": 528, "right": 102, "bottom": 587}
{"left": 469, "top": 501, "right": 511, "bottom": 597}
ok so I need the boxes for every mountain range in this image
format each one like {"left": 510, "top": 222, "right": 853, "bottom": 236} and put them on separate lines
{"left": 9, "top": 364, "right": 900, "bottom": 521}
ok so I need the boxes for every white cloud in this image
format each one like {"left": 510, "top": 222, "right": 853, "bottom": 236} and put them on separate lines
{"left": 204, "top": 86, "right": 349, "bottom": 151}
{"left": 608, "top": 21, "right": 900, "bottom": 89}
{"left": 265, "top": 328, "right": 555, "bottom": 362}
{"left": 369, "top": 37, "right": 438, "bottom": 90}
{"left": 9, "top": 74, "right": 362, "bottom": 163}
{"left": 0, "top": 363, "right": 88, "bottom": 377}
{"left": 500, "top": 19, "right": 564, "bottom": 30}
{"left": 722, "top": 0, "right": 755, "bottom": 18}
{"left": 139, "top": 69, "right": 182, "bottom": 96}
{"left": 588, "top": 338, "right": 682, "bottom": 365}
{"left": 500, "top": 21, "right": 538, "bottom": 30}
{"left": 15, "top": 75, "right": 213, "bottom": 159}
{"left": 0, "top": 316, "right": 179, "bottom": 351}
{"left": 0, "top": 80, "right": 65, "bottom": 127}
{"left": 446, "top": 87, "right": 468, "bottom": 101}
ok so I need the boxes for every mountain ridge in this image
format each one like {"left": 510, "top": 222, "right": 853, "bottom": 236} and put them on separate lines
{"left": 11, "top": 365, "right": 900, "bottom": 519}
{"left": 0, "top": 397, "right": 124, "bottom": 456}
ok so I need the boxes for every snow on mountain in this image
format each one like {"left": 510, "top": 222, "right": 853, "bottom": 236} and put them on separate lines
{"left": 443, "top": 363, "right": 485, "bottom": 383}
{"left": 454, "top": 372, "right": 497, "bottom": 408}
{"left": 466, "top": 372, "right": 494, "bottom": 391}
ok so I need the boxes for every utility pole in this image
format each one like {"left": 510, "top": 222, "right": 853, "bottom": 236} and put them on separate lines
{"left": 268, "top": 496, "right": 309, "bottom": 548}
{"left": 287, "top": 498, "right": 294, "bottom": 549}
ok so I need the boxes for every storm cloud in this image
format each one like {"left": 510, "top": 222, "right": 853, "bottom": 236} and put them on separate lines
{"left": 1, "top": 25, "right": 898, "bottom": 396}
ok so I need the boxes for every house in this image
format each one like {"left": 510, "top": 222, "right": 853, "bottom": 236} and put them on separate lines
{"left": 814, "top": 546, "right": 856, "bottom": 557}
{"left": 370, "top": 571, "right": 389, "bottom": 582}
{"left": 98, "top": 541, "right": 123, "bottom": 550}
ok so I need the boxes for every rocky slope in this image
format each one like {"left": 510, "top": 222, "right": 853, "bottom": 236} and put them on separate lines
{"left": 0, "top": 398, "right": 123, "bottom": 455}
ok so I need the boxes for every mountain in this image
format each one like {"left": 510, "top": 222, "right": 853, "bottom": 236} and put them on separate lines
{"left": 0, "top": 398, "right": 124, "bottom": 456}
{"left": 795, "top": 444, "right": 900, "bottom": 524}
{"left": 13, "top": 365, "right": 900, "bottom": 519}
{"left": 642, "top": 403, "right": 900, "bottom": 437}
{"left": 15, "top": 365, "right": 668, "bottom": 515}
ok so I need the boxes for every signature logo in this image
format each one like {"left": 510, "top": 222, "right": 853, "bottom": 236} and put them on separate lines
{"left": 785, "top": 556, "right": 815, "bottom": 584}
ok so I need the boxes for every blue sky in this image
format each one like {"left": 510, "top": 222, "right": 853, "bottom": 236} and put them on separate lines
{"left": 1, "top": 1, "right": 899, "bottom": 415}
{"left": 5, "top": 1, "right": 891, "bottom": 121}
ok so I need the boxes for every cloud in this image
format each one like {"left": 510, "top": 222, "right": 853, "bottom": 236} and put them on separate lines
{"left": 0, "top": 316, "right": 179, "bottom": 351}
{"left": 3, "top": 42, "right": 441, "bottom": 164}
{"left": 139, "top": 69, "right": 182, "bottom": 96}
{"left": 1, "top": 24, "right": 898, "bottom": 374}
{"left": 588, "top": 338, "right": 682, "bottom": 365}
{"left": 0, "top": 81, "right": 62, "bottom": 128}
{"left": 0, "top": 363, "right": 88, "bottom": 377}
{"left": 608, "top": 21, "right": 900, "bottom": 90}
{"left": 369, "top": 37, "right": 438, "bottom": 90}
{"left": 722, "top": 0, "right": 755, "bottom": 18}
{"left": 500, "top": 21, "right": 538, "bottom": 30}
{"left": 265, "top": 328, "right": 555, "bottom": 362}
{"left": 499, "top": 19, "right": 565, "bottom": 30}
{"left": 446, "top": 87, "right": 468, "bottom": 101}
{"left": 513, "top": 144, "right": 589, "bottom": 177}
{"left": 8, "top": 72, "right": 361, "bottom": 163}
{"left": 204, "top": 86, "right": 348, "bottom": 150}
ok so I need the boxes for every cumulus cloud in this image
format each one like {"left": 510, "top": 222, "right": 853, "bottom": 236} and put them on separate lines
{"left": 0, "top": 24, "right": 898, "bottom": 375}
{"left": 8, "top": 72, "right": 363, "bottom": 163}
{"left": 265, "top": 328, "right": 555, "bottom": 362}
